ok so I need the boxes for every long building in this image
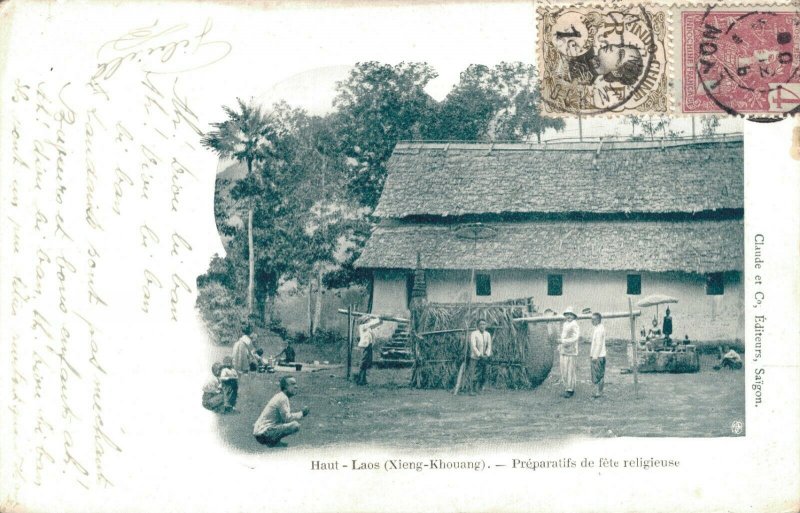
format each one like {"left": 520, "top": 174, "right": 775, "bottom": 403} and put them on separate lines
{"left": 354, "top": 136, "right": 744, "bottom": 342}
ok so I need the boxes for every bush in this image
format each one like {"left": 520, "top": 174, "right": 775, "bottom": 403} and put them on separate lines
{"left": 268, "top": 318, "right": 289, "bottom": 339}
{"left": 312, "top": 329, "right": 345, "bottom": 346}
{"left": 291, "top": 332, "right": 310, "bottom": 345}
{"left": 196, "top": 282, "right": 246, "bottom": 345}
{"left": 286, "top": 329, "right": 345, "bottom": 346}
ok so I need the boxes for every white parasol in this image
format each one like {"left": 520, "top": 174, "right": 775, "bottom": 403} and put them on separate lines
{"left": 636, "top": 294, "right": 679, "bottom": 318}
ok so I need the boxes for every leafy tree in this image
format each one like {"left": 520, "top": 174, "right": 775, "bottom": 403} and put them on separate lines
{"left": 202, "top": 99, "right": 274, "bottom": 316}
{"left": 423, "top": 64, "right": 502, "bottom": 141}
{"left": 203, "top": 101, "right": 318, "bottom": 325}
{"left": 492, "top": 63, "right": 565, "bottom": 143}
{"left": 640, "top": 115, "right": 670, "bottom": 141}
{"left": 331, "top": 61, "right": 438, "bottom": 208}
{"left": 284, "top": 115, "right": 372, "bottom": 333}
{"left": 425, "top": 63, "right": 565, "bottom": 143}
{"left": 625, "top": 115, "right": 641, "bottom": 138}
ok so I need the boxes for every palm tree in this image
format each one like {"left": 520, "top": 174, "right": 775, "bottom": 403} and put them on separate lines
{"left": 202, "top": 98, "right": 274, "bottom": 317}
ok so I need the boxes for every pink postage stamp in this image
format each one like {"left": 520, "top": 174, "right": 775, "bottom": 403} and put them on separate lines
{"left": 678, "top": 6, "right": 800, "bottom": 115}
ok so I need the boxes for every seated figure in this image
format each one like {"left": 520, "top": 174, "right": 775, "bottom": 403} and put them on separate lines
{"left": 714, "top": 346, "right": 743, "bottom": 370}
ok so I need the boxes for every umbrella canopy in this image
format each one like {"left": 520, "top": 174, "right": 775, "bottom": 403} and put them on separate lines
{"left": 636, "top": 294, "right": 679, "bottom": 308}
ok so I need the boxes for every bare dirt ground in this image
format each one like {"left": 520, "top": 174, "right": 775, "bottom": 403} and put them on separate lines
{"left": 209, "top": 345, "right": 745, "bottom": 452}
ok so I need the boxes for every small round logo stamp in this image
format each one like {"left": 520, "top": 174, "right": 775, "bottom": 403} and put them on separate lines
{"left": 731, "top": 420, "right": 744, "bottom": 435}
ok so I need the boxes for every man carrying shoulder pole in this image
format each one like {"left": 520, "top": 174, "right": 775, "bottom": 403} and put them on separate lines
{"left": 590, "top": 312, "right": 607, "bottom": 398}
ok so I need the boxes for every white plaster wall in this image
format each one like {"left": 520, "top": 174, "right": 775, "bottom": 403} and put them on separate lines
{"left": 370, "top": 270, "right": 410, "bottom": 338}
{"left": 371, "top": 269, "right": 744, "bottom": 342}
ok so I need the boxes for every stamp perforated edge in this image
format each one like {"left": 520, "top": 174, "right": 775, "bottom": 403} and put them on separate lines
{"left": 671, "top": 2, "right": 800, "bottom": 118}
{"left": 535, "top": 0, "right": 800, "bottom": 119}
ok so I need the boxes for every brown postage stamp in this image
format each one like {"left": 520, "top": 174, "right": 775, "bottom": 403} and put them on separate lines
{"left": 537, "top": 3, "right": 669, "bottom": 116}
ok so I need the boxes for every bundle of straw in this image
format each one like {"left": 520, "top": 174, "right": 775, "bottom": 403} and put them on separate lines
{"left": 411, "top": 301, "right": 555, "bottom": 390}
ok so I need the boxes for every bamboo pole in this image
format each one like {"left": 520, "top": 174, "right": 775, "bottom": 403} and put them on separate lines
{"left": 418, "top": 327, "right": 499, "bottom": 337}
{"left": 346, "top": 305, "right": 353, "bottom": 380}
{"left": 628, "top": 298, "right": 639, "bottom": 398}
{"left": 336, "top": 309, "right": 409, "bottom": 324}
{"left": 414, "top": 334, "right": 422, "bottom": 388}
{"left": 453, "top": 268, "right": 476, "bottom": 395}
{"left": 513, "top": 310, "right": 642, "bottom": 323}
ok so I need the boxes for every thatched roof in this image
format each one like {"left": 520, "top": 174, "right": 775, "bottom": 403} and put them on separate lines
{"left": 374, "top": 137, "right": 743, "bottom": 218}
{"left": 354, "top": 219, "right": 743, "bottom": 273}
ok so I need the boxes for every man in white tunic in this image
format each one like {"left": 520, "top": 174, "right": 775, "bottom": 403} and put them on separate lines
{"left": 559, "top": 307, "right": 580, "bottom": 398}
{"left": 232, "top": 325, "right": 257, "bottom": 373}
{"left": 253, "top": 376, "right": 310, "bottom": 447}
{"left": 466, "top": 319, "right": 492, "bottom": 395}
{"left": 590, "top": 312, "right": 607, "bottom": 398}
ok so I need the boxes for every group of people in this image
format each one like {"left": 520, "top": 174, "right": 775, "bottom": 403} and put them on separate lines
{"left": 202, "top": 324, "right": 309, "bottom": 447}
{"left": 453, "top": 307, "right": 608, "bottom": 399}
{"left": 557, "top": 307, "right": 607, "bottom": 399}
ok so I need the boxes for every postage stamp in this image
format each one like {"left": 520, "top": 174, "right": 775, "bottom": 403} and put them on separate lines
{"left": 677, "top": 5, "right": 800, "bottom": 115}
{"left": 537, "top": 3, "right": 669, "bottom": 116}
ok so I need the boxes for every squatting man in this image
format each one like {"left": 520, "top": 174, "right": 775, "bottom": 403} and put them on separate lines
{"left": 253, "top": 376, "right": 310, "bottom": 447}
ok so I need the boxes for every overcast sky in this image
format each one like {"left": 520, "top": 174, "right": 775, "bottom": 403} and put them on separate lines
{"left": 199, "top": 2, "right": 741, "bottom": 146}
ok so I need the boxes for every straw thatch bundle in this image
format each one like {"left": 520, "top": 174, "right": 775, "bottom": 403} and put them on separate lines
{"left": 410, "top": 301, "right": 557, "bottom": 390}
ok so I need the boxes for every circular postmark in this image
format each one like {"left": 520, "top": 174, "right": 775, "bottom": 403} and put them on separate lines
{"left": 731, "top": 420, "right": 744, "bottom": 435}
{"left": 540, "top": 5, "right": 668, "bottom": 115}
{"left": 696, "top": 7, "right": 800, "bottom": 118}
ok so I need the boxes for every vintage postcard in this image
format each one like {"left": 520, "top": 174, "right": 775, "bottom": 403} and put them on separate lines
{"left": 0, "top": 1, "right": 798, "bottom": 512}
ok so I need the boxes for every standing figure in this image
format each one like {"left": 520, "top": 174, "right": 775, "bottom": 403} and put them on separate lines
{"left": 232, "top": 324, "right": 257, "bottom": 373}
{"left": 219, "top": 356, "right": 239, "bottom": 413}
{"left": 589, "top": 313, "right": 606, "bottom": 398}
{"left": 253, "top": 376, "right": 310, "bottom": 447}
{"left": 559, "top": 307, "right": 580, "bottom": 398}
{"left": 356, "top": 315, "right": 382, "bottom": 386}
{"left": 662, "top": 307, "right": 673, "bottom": 342}
{"left": 466, "top": 319, "right": 493, "bottom": 395}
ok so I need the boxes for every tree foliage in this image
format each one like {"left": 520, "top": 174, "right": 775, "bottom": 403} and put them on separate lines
{"left": 197, "top": 61, "right": 568, "bottom": 335}
{"left": 330, "top": 62, "right": 438, "bottom": 208}
{"left": 424, "top": 63, "right": 565, "bottom": 143}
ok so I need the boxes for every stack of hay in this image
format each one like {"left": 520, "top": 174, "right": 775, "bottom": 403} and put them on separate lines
{"left": 410, "top": 300, "right": 557, "bottom": 390}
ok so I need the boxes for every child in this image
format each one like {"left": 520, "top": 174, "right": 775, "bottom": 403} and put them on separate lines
{"left": 590, "top": 313, "right": 607, "bottom": 398}
{"left": 202, "top": 362, "right": 225, "bottom": 413}
{"left": 220, "top": 356, "right": 239, "bottom": 413}
{"left": 254, "top": 348, "right": 268, "bottom": 373}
